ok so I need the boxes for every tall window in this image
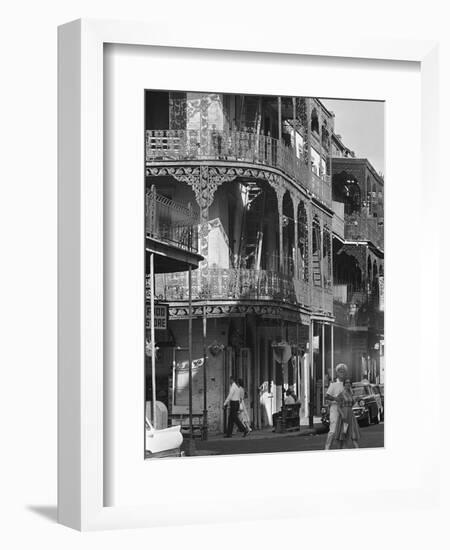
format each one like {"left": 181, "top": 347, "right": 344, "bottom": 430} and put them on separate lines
{"left": 312, "top": 215, "right": 322, "bottom": 287}
{"left": 311, "top": 108, "right": 319, "bottom": 134}
{"left": 322, "top": 225, "right": 332, "bottom": 288}
{"left": 297, "top": 201, "right": 309, "bottom": 282}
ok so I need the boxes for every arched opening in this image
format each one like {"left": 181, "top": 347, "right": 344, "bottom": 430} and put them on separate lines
{"left": 372, "top": 261, "right": 379, "bottom": 297}
{"left": 311, "top": 108, "right": 319, "bottom": 134}
{"left": 231, "top": 178, "right": 279, "bottom": 272}
{"left": 321, "top": 122, "right": 329, "bottom": 151}
{"left": 332, "top": 171, "right": 361, "bottom": 216}
{"left": 282, "top": 192, "right": 295, "bottom": 276}
{"left": 333, "top": 249, "right": 363, "bottom": 292}
{"left": 297, "top": 201, "right": 309, "bottom": 281}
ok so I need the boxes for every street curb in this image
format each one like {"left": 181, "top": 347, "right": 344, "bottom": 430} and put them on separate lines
{"left": 298, "top": 428, "right": 318, "bottom": 437}
{"left": 209, "top": 426, "right": 323, "bottom": 442}
{"left": 181, "top": 425, "right": 327, "bottom": 447}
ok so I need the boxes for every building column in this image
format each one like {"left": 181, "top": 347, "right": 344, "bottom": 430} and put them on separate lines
{"left": 318, "top": 110, "right": 323, "bottom": 183}
{"left": 277, "top": 187, "right": 285, "bottom": 273}
{"left": 320, "top": 217, "right": 324, "bottom": 289}
{"left": 187, "top": 265, "right": 195, "bottom": 454}
{"left": 292, "top": 97, "right": 297, "bottom": 155}
{"left": 278, "top": 96, "right": 282, "bottom": 141}
{"left": 305, "top": 98, "right": 312, "bottom": 185}
{"left": 307, "top": 203, "right": 313, "bottom": 292}
{"left": 330, "top": 228, "right": 334, "bottom": 290}
{"left": 321, "top": 321, "right": 325, "bottom": 405}
{"left": 331, "top": 323, "right": 335, "bottom": 380}
{"left": 308, "top": 319, "right": 314, "bottom": 428}
{"left": 149, "top": 252, "right": 156, "bottom": 425}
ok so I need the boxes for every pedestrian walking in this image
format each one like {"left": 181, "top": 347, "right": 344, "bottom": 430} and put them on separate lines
{"left": 324, "top": 363, "right": 347, "bottom": 450}
{"left": 259, "top": 382, "right": 273, "bottom": 427}
{"left": 335, "top": 378, "right": 360, "bottom": 449}
{"left": 224, "top": 376, "right": 249, "bottom": 438}
{"left": 237, "top": 379, "right": 252, "bottom": 433}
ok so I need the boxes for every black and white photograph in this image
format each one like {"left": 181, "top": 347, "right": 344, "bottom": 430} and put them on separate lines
{"left": 144, "top": 91, "right": 384, "bottom": 458}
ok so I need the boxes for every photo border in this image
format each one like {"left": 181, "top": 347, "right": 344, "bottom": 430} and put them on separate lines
{"left": 58, "top": 18, "right": 439, "bottom": 530}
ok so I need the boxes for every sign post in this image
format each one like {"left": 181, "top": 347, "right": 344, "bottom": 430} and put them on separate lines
{"left": 150, "top": 253, "right": 156, "bottom": 426}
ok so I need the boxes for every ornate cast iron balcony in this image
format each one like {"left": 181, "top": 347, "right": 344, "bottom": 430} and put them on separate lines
{"left": 310, "top": 285, "right": 333, "bottom": 315}
{"left": 154, "top": 268, "right": 299, "bottom": 304}
{"left": 151, "top": 267, "right": 333, "bottom": 315}
{"left": 146, "top": 129, "right": 332, "bottom": 207}
{"left": 146, "top": 187, "right": 199, "bottom": 253}
{"left": 345, "top": 213, "right": 384, "bottom": 251}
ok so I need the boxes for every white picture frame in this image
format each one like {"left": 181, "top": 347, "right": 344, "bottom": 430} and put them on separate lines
{"left": 58, "top": 18, "right": 440, "bottom": 531}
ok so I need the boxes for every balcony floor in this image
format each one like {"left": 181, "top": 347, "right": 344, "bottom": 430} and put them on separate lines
{"left": 146, "top": 237, "right": 203, "bottom": 273}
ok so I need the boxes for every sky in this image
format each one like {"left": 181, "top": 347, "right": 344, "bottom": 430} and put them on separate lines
{"left": 321, "top": 99, "right": 385, "bottom": 176}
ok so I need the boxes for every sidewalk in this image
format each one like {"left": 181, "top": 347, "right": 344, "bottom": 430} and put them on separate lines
{"left": 181, "top": 417, "right": 328, "bottom": 456}
{"left": 203, "top": 416, "right": 325, "bottom": 442}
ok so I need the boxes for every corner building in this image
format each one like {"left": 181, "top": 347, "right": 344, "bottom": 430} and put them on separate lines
{"left": 145, "top": 92, "right": 336, "bottom": 434}
{"left": 331, "top": 134, "right": 384, "bottom": 385}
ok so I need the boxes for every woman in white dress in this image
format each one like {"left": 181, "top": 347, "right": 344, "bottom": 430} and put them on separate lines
{"left": 237, "top": 379, "right": 252, "bottom": 433}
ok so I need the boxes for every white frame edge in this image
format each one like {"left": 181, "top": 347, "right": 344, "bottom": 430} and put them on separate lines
{"left": 57, "top": 18, "right": 440, "bottom": 531}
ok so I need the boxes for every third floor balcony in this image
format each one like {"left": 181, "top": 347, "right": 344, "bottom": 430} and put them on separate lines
{"left": 146, "top": 129, "right": 332, "bottom": 208}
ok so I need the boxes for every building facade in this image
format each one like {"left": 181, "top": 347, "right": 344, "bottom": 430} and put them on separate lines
{"left": 145, "top": 91, "right": 343, "bottom": 434}
{"left": 331, "top": 137, "right": 384, "bottom": 386}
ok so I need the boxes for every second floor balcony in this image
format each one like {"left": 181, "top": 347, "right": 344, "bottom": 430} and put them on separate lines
{"left": 146, "top": 129, "right": 332, "bottom": 207}
{"left": 333, "top": 284, "right": 383, "bottom": 329}
{"left": 345, "top": 213, "right": 384, "bottom": 251}
{"left": 151, "top": 267, "right": 333, "bottom": 315}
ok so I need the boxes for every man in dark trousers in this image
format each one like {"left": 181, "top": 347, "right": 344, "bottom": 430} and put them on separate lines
{"left": 223, "top": 376, "right": 249, "bottom": 438}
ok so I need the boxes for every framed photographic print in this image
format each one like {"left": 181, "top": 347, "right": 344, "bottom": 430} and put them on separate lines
{"left": 142, "top": 90, "right": 385, "bottom": 454}
{"left": 58, "top": 18, "right": 440, "bottom": 530}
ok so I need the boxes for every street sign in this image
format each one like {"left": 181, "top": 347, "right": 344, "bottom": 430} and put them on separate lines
{"left": 146, "top": 303, "right": 168, "bottom": 330}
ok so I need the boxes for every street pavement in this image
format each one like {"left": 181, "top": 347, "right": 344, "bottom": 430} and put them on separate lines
{"left": 182, "top": 423, "right": 384, "bottom": 456}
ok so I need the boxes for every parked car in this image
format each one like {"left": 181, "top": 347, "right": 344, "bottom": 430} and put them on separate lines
{"left": 372, "top": 383, "right": 384, "bottom": 421}
{"left": 145, "top": 418, "right": 183, "bottom": 458}
{"left": 351, "top": 382, "right": 383, "bottom": 425}
{"left": 320, "top": 381, "right": 383, "bottom": 428}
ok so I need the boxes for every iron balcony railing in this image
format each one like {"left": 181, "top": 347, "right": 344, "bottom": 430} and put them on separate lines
{"left": 145, "top": 187, "right": 199, "bottom": 253}
{"left": 154, "top": 268, "right": 298, "bottom": 303}
{"left": 151, "top": 267, "right": 333, "bottom": 315}
{"left": 345, "top": 213, "right": 384, "bottom": 251}
{"left": 146, "top": 129, "right": 332, "bottom": 208}
{"left": 310, "top": 285, "right": 333, "bottom": 315}
{"left": 332, "top": 213, "right": 345, "bottom": 240}
{"left": 333, "top": 285, "right": 383, "bottom": 328}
